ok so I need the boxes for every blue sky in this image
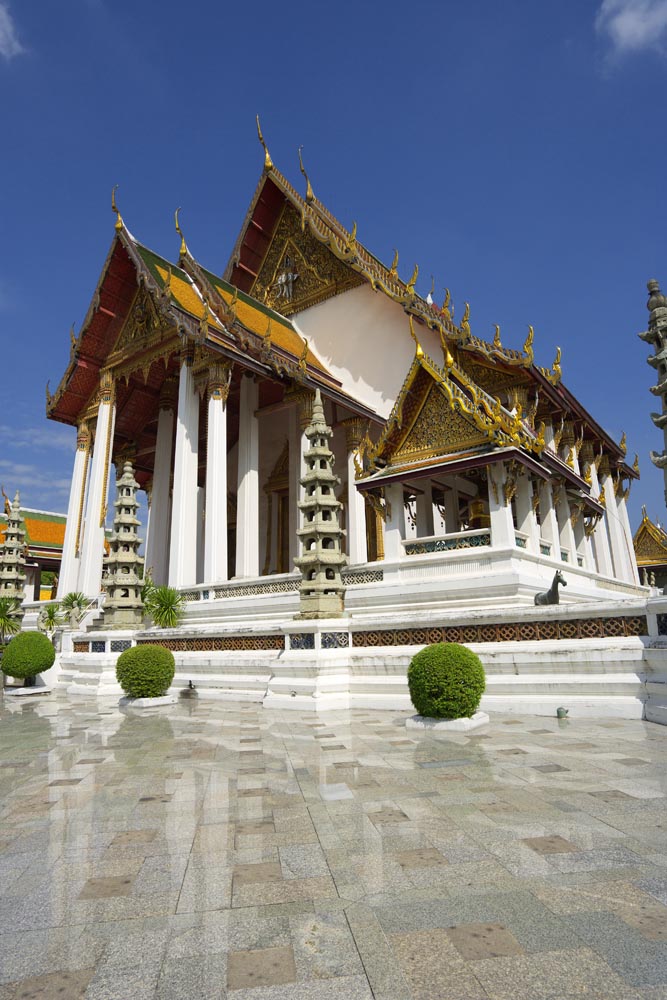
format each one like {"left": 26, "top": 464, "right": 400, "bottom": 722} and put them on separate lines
{"left": 1, "top": 0, "right": 667, "bottom": 533}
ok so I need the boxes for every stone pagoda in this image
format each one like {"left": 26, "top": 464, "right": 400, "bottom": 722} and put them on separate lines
{"left": 643, "top": 279, "right": 667, "bottom": 506}
{"left": 0, "top": 491, "right": 27, "bottom": 614}
{"left": 294, "top": 390, "right": 347, "bottom": 618}
{"left": 102, "top": 462, "right": 145, "bottom": 628}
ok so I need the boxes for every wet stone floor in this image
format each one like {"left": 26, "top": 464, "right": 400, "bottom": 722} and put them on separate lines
{"left": 0, "top": 697, "right": 667, "bottom": 999}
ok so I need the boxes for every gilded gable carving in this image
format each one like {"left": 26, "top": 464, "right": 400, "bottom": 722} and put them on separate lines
{"left": 393, "top": 384, "right": 486, "bottom": 462}
{"left": 109, "top": 285, "right": 171, "bottom": 363}
{"left": 252, "top": 203, "right": 363, "bottom": 315}
{"left": 465, "top": 360, "right": 524, "bottom": 397}
{"left": 634, "top": 525, "right": 667, "bottom": 565}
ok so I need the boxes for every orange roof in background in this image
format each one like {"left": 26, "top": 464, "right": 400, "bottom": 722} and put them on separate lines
{"left": 0, "top": 509, "right": 66, "bottom": 553}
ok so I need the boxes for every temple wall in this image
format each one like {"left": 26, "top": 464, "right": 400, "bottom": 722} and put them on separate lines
{"left": 294, "top": 284, "right": 442, "bottom": 419}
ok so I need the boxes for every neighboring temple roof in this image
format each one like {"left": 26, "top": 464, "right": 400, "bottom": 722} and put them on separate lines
{"left": 633, "top": 507, "right": 667, "bottom": 568}
{"left": 223, "top": 131, "right": 636, "bottom": 482}
{"left": 0, "top": 506, "right": 66, "bottom": 561}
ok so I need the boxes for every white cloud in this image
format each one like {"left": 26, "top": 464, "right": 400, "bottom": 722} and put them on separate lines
{"left": 0, "top": 425, "right": 74, "bottom": 452}
{"left": 596, "top": 0, "right": 667, "bottom": 54}
{"left": 0, "top": 3, "right": 24, "bottom": 60}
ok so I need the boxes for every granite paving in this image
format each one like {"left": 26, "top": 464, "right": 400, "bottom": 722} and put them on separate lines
{"left": 1, "top": 694, "right": 666, "bottom": 998}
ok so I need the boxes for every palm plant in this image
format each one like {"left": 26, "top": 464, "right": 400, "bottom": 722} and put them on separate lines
{"left": 38, "top": 602, "right": 64, "bottom": 638}
{"left": 144, "top": 586, "right": 184, "bottom": 629}
{"left": 0, "top": 597, "right": 21, "bottom": 647}
{"left": 60, "top": 591, "right": 88, "bottom": 624}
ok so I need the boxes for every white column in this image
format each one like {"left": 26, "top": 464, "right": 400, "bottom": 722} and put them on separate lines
{"left": 57, "top": 422, "right": 91, "bottom": 599}
{"left": 538, "top": 481, "right": 559, "bottom": 558}
{"left": 615, "top": 486, "right": 640, "bottom": 584}
{"left": 79, "top": 374, "right": 116, "bottom": 598}
{"left": 444, "top": 486, "right": 459, "bottom": 534}
{"left": 235, "top": 373, "right": 260, "bottom": 578}
{"left": 555, "top": 486, "right": 577, "bottom": 566}
{"left": 415, "top": 483, "right": 435, "bottom": 538}
{"left": 514, "top": 474, "right": 539, "bottom": 553}
{"left": 586, "top": 456, "right": 614, "bottom": 577}
{"left": 204, "top": 363, "right": 231, "bottom": 582}
{"left": 168, "top": 350, "right": 199, "bottom": 588}
{"left": 146, "top": 381, "right": 176, "bottom": 585}
{"left": 571, "top": 505, "right": 594, "bottom": 570}
{"left": 487, "top": 465, "right": 515, "bottom": 549}
{"left": 383, "top": 483, "right": 406, "bottom": 560}
{"left": 342, "top": 417, "right": 368, "bottom": 565}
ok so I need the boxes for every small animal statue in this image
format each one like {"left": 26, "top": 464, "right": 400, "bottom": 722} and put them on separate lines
{"left": 534, "top": 570, "right": 567, "bottom": 606}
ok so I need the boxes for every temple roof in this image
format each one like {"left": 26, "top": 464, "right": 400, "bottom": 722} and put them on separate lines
{"left": 223, "top": 143, "right": 636, "bottom": 481}
{"left": 633, "top": 508, "right": 667, "bottom": 568}
{"left": 46, "top": 222, "right": 339, "bottom": 429}
{"left": 0, "top": 506, "right": 66, "bottom": 560}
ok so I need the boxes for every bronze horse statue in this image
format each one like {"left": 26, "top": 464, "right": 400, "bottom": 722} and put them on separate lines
{"left": 534, "top": 570, "right": 567, "bottom": 605}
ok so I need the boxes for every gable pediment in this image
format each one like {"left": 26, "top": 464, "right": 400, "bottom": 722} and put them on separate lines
{"left": 250, "top": 203, "right": 363, "bottom": 315}
{"left": 634, "top": 521, "right": 667, "bottom": 565}
{"left": 391, "top": 381, "right": 487, "bottom": 463}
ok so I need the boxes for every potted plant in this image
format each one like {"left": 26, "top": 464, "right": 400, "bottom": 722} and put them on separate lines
{"left": 2, "top": 631, "right": 56, "bottom": 688}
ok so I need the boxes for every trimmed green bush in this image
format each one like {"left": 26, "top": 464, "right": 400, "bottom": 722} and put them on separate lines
{"left": 2, "top": 631, "right": 56, "bottom": 680}
{"left": 407, "top": 642, "right": 485, "bottom": 720}
{"left": 116, "top": 644, "right": 175, "bottom": 699}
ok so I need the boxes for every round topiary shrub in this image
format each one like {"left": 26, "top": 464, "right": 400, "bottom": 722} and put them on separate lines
{"left": 2, "top": 631, "right": 56, "bottom": 680}
{"left": 407, "top": 642, "right": 485, "bottom": 720}
{"left": 116, "top": 644, "right": 175, "bottom": 699}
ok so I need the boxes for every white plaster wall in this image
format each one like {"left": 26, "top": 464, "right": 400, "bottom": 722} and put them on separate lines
{"left": 294, "top": 284, "right": 443, "bottom": 418}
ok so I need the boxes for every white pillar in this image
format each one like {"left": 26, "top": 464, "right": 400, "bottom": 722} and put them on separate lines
{"left": 514, "top": 474, "right": 539, "bottom": 553}
{"left": 415, "top": 483, "right": 435, "bottom": 538}
{"left": 146, "top": 381, "right": 176, "bottom": 585}
{"left": 342, "top": 417, "right": 368, "bottom": 565}
{"left": 538, "top": 481, "right": 559, "bottom": 559}
{"left": 168, "top": 350, "right": 199, "bottom": 588}
{"left": 571, "top": 505, "right": 594, "bottom": 570}
{"left": 57, "top": 421, "right": 91, "bottom": 599}
{"left": 615, "top": 486, "right": 640, "bottom": 584}
{"left": 487, "top": 465, "right": 515, "bottom": 549}
{"left": 586, "top": 457, "right": 614, "bottom": 577}
{"left": 79, "top": 374, "right": 116, "bottom": 598}
{"left": 235, "top": 373, "right": 260, "bottom": 578}
{"left": 204, "top": 363, "right": 231, "bottom": 582}
{"left": 383, "top": 483, "right": 406, "bottom": 560}
{"left": 444, "top": 486, "right": 459, "bottom": 534}
{"left": 555, "top": 486, "right": 577, "bottom": 566}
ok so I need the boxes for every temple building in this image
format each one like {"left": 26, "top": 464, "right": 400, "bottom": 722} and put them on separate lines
{"left": 0, "top": 496, "right": 66, "bottom": 600}
{"left": 634, "top": 507, "right": 667, "bottom": 591}
{"left": 45, "top": 129, "right": 641, "bottom": 626}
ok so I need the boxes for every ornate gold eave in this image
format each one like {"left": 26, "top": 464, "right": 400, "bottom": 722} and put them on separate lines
{"left": 633, "top": 511, "right": 667, "bottom": 567}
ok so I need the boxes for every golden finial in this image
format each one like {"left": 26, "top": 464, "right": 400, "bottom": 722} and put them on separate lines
{"left": 345, "top": 221, "right": 357, "bottom": 253}
{"left": 298, "top": 146, "right": 314, "bottom": 203}
{"left": 642, "top": 503, "right": 648, "bottom": 520}
{"left": 406, "top": 263, "right": 419, "bottom": 295}
{"left": 408, "top": 316, "right": 424, "bottom": 359}
{"left": 256, "top": 114, "right": 273, "bottom": 171}
{"left": 70, "top": 324, "right": 77, "bottom": 349}
{"left": 523, "top": 325, "right": 534, "bottom": 365}
{"left": 389, "top": 249, "right": 399, "bottom": 279}
{"left": 619, "top": 431, "right": 627, "bottom": 456}
{"left": 536, "top": 420, "right": 546, "bottom": 450}
{"left": 442, "top": 288, "right": 452, "bottom": 322}
{"left": 493, "top": 324, "right": 502, "bottom": 349}
{"left": 633, "top": 453, "right": 640, "bottom": 474}
{"left": 111, "top": 185, "right": 123, "bottom": 233}
{"left": 460, "top": 302, "right": 471, "bottom": 341}
{"left": 174, "top": 207, "right": 188, "bottom": 258}
{"left": 549, "top": 346, "right": 562, "bottom": 384}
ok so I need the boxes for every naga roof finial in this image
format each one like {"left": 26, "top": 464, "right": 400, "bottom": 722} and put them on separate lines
{"left": 111, "top": 185, "right": 123, "bottom": 233}
{"left": 389, "top": 249, "right": 399, "bottom": 280}
{"left": 619, "top": 431, "right": 627, "bottom": 456}
{"left": 298, "top": 146, "right": 314, "bottom": 203}
{"left": 174, "top": 207, "right": 188, "bottom": 259}
{"left": 256, "top": 114, "right": 273, "bottom": 171}
{"left": 442, "top": 288, "right": 452, "bottom": 322}
{"left": 493, "top": 324, "right": 502, "bottom": 349}
{"left": 406, "top": 263, "right": 419, "bottom": 295}
{"left": 523, "top": 324, "right": 534, "bottom": 365}
{"left": 408, "top": 315, "right": 424, "bottom": 359}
